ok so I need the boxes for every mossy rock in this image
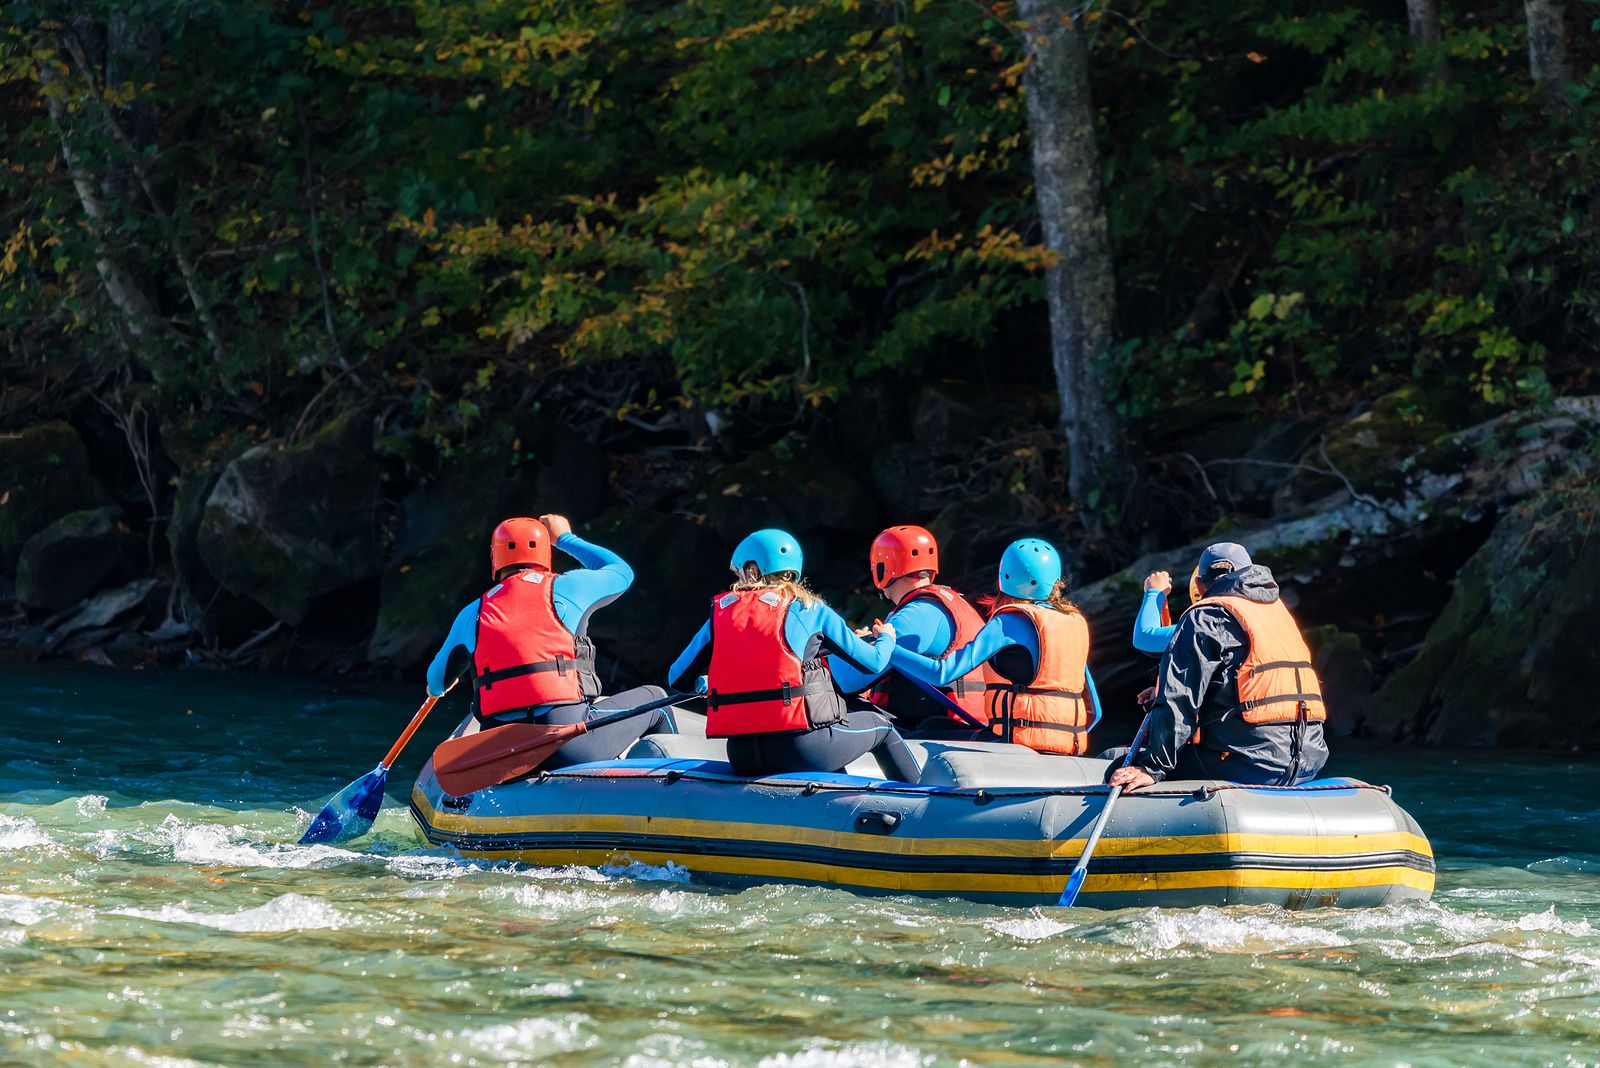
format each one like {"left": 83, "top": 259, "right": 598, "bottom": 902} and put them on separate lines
{"left": 167, "top": 461, "right": 270, "bottom": 641}
{"left": 1367, "top": 489, "right": 1600, "bottom": 749}
{"left": 196, "top": 412, "right": 382, "bottom": 625}
{"left": 1276, "top": 384, "right": 1478, "bottom": 511}
{"left": 15, "top": 507, "right": 133, "bottom": 612}
{"left": 1303, "top": 624, "right": 1373, "bottom": 739}
{"left": 0, "top": 422, "right": 112, "bottom": 573}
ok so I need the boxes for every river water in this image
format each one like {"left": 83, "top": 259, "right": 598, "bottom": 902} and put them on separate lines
{"left": 2, "top": 665, "right": 1597, "bottom": 1066}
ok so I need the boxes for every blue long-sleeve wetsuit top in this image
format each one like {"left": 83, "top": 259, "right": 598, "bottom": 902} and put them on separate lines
{"left": 1133, "top": 589, "right": 1176, "bottom": 655}
{"left": 426, "top": 532, "right": 633, "bottom": 696}
{"left": 667, "top": 597, "right": 896, "bottom": 696}
{"left": 827, "top": 596, "right": 954, "bottom": 694}
{"left": 890, "top": 608, "right": 1102, "bottom": 728}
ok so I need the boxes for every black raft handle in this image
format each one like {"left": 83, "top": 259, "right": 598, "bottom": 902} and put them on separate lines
{"left": 854, "top": 810, "right": 902, "bottom": 835}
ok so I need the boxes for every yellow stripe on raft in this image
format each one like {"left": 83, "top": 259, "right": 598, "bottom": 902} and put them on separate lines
{"left": 423, "top": 844, "right": 1436, "bottom": 897}
{"left": 410, "top": 785, "right": 1434, "bottom": 863}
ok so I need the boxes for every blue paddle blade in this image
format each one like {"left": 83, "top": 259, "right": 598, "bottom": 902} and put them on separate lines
{"left": 299, "top": 764, "right": 389, "bottom": 845}
{"left": 1057, "top": 866, "right": 1088, "bottom": 908}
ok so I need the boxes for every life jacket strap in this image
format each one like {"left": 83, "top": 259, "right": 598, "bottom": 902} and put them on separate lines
{"left": 1010, "top": 685, "right": 1085, "bottom": 700}
{"left": 1236, "top": 692, "right": 1325, "bottom": 711}
{"left": 1009, "top": 717, "right": 1091, "bottom": 734}
{"left": 948, "top": 679, "right": 989, "bottom": 696}
{"left": 476, "top": 653, "right": 597, "bottom": 690}
{"left": 707, "top": 677, "right": 835, "bottom": 710}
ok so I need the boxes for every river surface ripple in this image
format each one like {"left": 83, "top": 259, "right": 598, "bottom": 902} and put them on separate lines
{"left": 1, "top": 665, "right": 1597, "bottom": 1066}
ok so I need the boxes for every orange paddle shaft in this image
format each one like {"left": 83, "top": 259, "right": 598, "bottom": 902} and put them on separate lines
{"left": 381, "top": 693, "right": 443, "bottom": 770}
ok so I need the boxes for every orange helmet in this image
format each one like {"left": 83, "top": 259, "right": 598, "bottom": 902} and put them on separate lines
{"left": 870, "top": 525, "right": 939, "bottom": 590}
{"left": 490, "top": 517, "right": 551, "bottom": 575}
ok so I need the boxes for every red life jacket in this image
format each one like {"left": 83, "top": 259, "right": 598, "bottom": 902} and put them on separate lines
{"left": 705, "top": 589, "right": 844, "bottom": 738}
{"left": 868, "top": 584, "right": 987, "bottom": 721}
{"left": 473, "top": 570, "right": 597, "bottom": 717}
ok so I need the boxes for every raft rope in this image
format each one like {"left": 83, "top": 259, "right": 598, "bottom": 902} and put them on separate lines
{"left": 513, "top": 766, "right": 1394, "bottom": 803}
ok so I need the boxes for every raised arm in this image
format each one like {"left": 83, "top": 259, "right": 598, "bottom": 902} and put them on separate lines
{"left": 1133, "top": 608, "right": 1234, "bottom": 780}
{"left": 1132, "top": 589, "right": 1176, "bottom": 655}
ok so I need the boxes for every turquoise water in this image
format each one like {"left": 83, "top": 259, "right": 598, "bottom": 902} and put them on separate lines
{"left": 2, "top": 664, "right": 1598, "bottom": 1066}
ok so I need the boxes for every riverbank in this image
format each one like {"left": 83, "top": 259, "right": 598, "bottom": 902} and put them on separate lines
{"left": 2, "top": 664, "right": 1597, "bottom": 1064}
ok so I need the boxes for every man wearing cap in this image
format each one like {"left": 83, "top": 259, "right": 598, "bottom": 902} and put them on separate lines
{"left": 1109, "top": 543, "right": 1329, "bottom": 788}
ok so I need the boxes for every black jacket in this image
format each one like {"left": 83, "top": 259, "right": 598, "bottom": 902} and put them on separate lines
{"left": 1135, "top": 564, "right": 1329, "bottom": 784}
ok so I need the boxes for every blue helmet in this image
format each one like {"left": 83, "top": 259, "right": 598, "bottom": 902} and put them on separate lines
{"left": 998, "top": 538, "right": 1063, "bottom": 599}
{"left": 730, "top": 528, "right": 804, "bottom": 578}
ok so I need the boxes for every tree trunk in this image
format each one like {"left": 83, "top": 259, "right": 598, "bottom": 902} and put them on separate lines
{"left": 1015, "top": 0, "right": 1128, "bottom": 520}
{"left": 1405, "top": 0, "right": 1441, "bottom": 47}
{"left": 36, "top": 57, "right": 159, "bottom": 346}
{"left": 1524, "top": 0, "right": 1569, "bottom": 113}
{"left": 1404, "top": 0, "right": 1446, "bottom": 84}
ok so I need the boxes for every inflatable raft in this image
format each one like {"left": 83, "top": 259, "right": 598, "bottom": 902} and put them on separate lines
{"left": 409, "top": 713, "right": 1434, "bottom": 910}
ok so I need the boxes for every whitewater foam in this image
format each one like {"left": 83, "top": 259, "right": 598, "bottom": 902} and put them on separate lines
{"left": 111, "top": 892, "right": 356, "bottom": 932}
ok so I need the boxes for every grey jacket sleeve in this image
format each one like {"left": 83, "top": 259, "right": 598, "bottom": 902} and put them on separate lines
{"left": 1135, "top": 606, "right": 1246, "bottom": 781}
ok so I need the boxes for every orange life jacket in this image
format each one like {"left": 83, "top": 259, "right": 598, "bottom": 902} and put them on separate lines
{"left": 868, "top": 584, "right": 987, "bottom": 721}
{"left": 705, "top": 589, "right": 844, "bottom": 738}
{"left": 982, "top": 602, "right": 1093, "bottom": 755}
{"left": 473, "top": 571, "right": 597, "bottom": 717}
{"left": 1193, "top": 594, "right": 1325, "bottom": 725}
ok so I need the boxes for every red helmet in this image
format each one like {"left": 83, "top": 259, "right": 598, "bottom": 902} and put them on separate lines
{"left": 490, "top": 517, "right": 551, "bottom": 575}
{"left": 870, "top": 525, "right": 939, "bottom": 590}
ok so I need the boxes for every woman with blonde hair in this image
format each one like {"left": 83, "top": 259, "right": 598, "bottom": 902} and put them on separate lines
{"left": 891, "top": 538, "right": 1102, "bottom": 754}
{"left": 668, "top": 528, "right": 921, "bottom": 782}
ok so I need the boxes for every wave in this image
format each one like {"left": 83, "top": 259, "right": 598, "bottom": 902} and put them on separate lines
{"left": 110, "top": 892, "right": 356, "bottom": 933}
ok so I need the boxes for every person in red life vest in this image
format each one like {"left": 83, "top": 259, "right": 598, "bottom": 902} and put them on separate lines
{"left": 666, "top": 529, "right": 922, "bottom": 782}
{"left": 891, "top": 539, "right": 1102, "bottom": 754}
{"left": 1109, "top": 542, "right": 1330, "bottom": 789}
{"left": 828, "top": 525, "right": 987, "bottom": 732}
{"left": 426, "top": 514, "right": 676, "bottom": 766}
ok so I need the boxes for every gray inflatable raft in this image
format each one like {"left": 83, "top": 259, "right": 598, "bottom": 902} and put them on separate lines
{"left": 410, "top": 712, "right": 1434, "bottom": 909}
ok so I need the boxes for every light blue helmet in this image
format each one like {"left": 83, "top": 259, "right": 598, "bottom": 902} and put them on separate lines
{"left": 730, "top": 528, "right": 804, "bottom": 578}
{"left": 998, "top": 538, "right": 1063, "bottom": 599}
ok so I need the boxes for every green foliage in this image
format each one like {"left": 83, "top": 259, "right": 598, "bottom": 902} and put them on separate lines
{"left": 0, "top": 0, "right": 1596, "bottom": 465}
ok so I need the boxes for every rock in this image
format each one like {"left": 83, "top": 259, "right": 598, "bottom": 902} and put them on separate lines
{"left": 46, "top": 577, "right": 161, "bottom": 646}
{"left": 1274, "top": 384, "right": 1478, "bottom": 513}
{"left": 1073, "top": 398, "right": 1600, "bottom": 720}
{"left": 14, "top": 508, "right": 134, "bottom": 612}
{"left": 583, "top": 510, "right": 728, "bottom": 681}
{"left": 700, "top": 438, "right": 874, "bottom": 543}
{"left": 167, "top": 461, "right": 268, "bottom": 641}
{"left": 367, "top": 430, "right": 538, "bottom": 668}
{"left": 1303, "top": 625, "right": 1373, "bottom": 739}
{"left": 196, "top": 412, "right": 382, "bottom": 625}
{"left": 0, "top": 422, "right": 112, "bottom": 573}
{"left": 525, "top": 427, "right": 609, "bottom": 521}
{"left": 1365, "top": 489, "right": 1600, "bottom": 750}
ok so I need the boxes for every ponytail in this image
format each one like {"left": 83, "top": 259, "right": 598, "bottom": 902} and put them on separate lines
{"left": 731, "top": 565, "right": 824, "bottom": 609}
{"left": 991, "top": 579, "right": 1079, "bottom": 616}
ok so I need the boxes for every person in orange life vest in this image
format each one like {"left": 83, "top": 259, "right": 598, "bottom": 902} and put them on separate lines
{"left": 827, "top": 526, "right": 988, "bottom": 732}
{"left": 890, "top": 539, "right": 1103, "bottom": 754}
{"left": 666, "top": 529, "right": 922, "bottom": 783}
{"left": 426, "top": 514, "right": 676, "bottom": 768}
{"left": 1109, "top": 542, "right": 1330, "bottom": 790}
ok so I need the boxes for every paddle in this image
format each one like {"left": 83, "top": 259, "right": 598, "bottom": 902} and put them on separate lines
{"left": 1057, "top": 713, "right": 1153, "bottom": 907}
{"left": 299, "top": 683, "right": 456, "bottom": 845}
{"left": 888, "top": 666, "right": 989, "bottom": 730}
{"left": 433, "top": 689, "right": 697, "bottom": 797}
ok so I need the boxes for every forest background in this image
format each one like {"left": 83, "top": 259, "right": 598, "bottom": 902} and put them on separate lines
{"left": 2, "top": 0, "right": 1598, "bottom": 749}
